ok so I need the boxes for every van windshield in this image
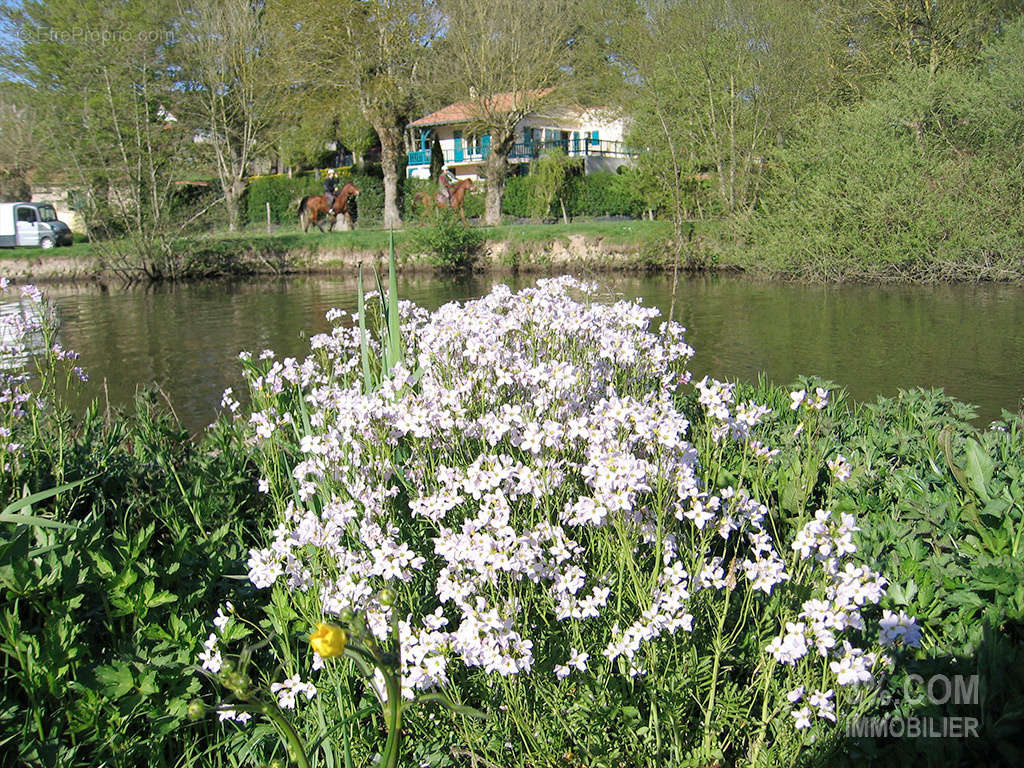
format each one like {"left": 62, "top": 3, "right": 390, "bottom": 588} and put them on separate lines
{"left": 37, "top": 206, "right": 57, "bottom": 222}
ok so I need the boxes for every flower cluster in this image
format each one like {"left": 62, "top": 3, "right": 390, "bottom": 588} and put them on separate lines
{"left": 216, "top": 276, "right": 912, "bottom": 739}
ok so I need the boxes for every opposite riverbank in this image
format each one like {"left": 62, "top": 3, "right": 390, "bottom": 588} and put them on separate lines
{"left": 2, "top": 218, "right": 1023, "bottom": 284}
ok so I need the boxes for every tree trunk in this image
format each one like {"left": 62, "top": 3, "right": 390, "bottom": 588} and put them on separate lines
{"left": 225, "top": 177, "right": 245, "bottom": 231}
{"left": 484, "top": 145, "right": 511, "bottom": 226}
{"left": 372, "top": 115, "right": 404, "bottom": 228}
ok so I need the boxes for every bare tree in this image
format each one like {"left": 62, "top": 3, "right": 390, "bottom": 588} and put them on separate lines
{"left": 177, "top": 0, "right": 284, "bottom": 230}
{"left": 433, "top": 0, "right": 578, "bottom": 225}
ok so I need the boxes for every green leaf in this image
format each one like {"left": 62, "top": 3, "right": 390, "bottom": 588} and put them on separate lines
{"left": 964, "top": 438, "right": 995, "bottom": 503}
{"left": 358, "top": 265, "right": 374, "bottom": 395}
{"left": 147, "top": 590, "right": 178, "bottom": 608}
{"left": 94, "top": 662, "right": 135, "bottom": 700}
{"left": 385, "top": 228, "right": 403, "bottom": 373}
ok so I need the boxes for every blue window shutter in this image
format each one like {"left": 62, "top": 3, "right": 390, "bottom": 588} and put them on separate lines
{"left": 590, "top": 130, "right": 599, "bottom": 146}
{"left": 482, "top": 134, "right": 491, "bottom": 159}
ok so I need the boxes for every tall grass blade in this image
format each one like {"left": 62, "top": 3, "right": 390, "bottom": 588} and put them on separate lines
{"left": 358, "top": 265, "right": 373, "bottom": 395}
{"left": 385, "top": 228, "right": 403, "bottom": 372}
{"left": 1, "top": 477, "right": 92, "bottom": 529}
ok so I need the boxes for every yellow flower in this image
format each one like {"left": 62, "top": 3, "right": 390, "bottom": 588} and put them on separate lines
{"left": 309, "top": 623, "right": 348, "bottom": 658}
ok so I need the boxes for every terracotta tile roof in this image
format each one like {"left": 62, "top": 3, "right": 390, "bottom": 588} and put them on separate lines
{"left": 409, "top": 90, "right": 553, "bottom": 127}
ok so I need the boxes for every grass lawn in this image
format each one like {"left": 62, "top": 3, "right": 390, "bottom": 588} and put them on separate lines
{"left": 0, "top": 237, "right": 94, "bottom": 261}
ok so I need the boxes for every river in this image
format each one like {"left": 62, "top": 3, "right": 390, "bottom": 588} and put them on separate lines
{"left": 24, "top": 273, "right": 1024, "bottom": 433}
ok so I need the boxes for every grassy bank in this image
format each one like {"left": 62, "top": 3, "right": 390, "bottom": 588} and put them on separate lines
{"left": 2, "top": 280, "right": 1022, "bottom": 768}
{"left": 0, "top": 219, "right": 724, "bottom": 283}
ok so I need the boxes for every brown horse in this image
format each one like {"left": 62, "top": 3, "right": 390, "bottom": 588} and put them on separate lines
{"left": 416, "top": 177, "right": 475, "bottom": 225}
{"left": 298, "top": 181, "right": 360, "bottom": 233}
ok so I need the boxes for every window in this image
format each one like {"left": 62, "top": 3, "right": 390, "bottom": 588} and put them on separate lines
{"left": 16, "top": 207, "right": 37, "bottom": 223}
{"left": 38, "top": 206, "right": 57, "bottom": 222}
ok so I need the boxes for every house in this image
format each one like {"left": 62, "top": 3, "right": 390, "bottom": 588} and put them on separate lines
{"left": 406, "top": 93, "right": 635, "bottom": 180}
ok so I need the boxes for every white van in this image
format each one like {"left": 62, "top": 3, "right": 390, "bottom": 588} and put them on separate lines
{"left": 0, "top": 202, "right": 74, "bottom": 249}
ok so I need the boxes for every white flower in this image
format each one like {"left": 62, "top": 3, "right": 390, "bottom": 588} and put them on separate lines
{"left": 270, "top": 674, "right": 317, "bottom": 709}
{"left": 878, "top": 609, "right": 922, "bottom": 648}
{"left": 198, "top": 633, "right": 222, "bottom": 673}
{"left": 218, "top": 708, "right": 252, "bottom": 723}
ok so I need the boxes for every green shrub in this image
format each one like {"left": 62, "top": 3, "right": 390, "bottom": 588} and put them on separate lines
{"left": 246, "top": 173, "right": 320, "bottom": 226}
{"left": 342, "top": 169, "right": 384, "bottom": 226}
{"left": 502, "top": 170, "right": 645, "bottom": 219}
{"left": 246, "top": 168, "right": 387, "bottom": 228}
{"left": 0, "top": 285, "right": 270, "bottom": 767}
{"left": 501, "top": 175, "right": 535, "bottom": 218}
{"left": 741, "top": 22, "right": 1024, "bottom": 281}
{"left": 406, "top": 209, "right": 483, "bottom": 269}
{"left": 565, "top": 171, "right": 645, "bottom": 218}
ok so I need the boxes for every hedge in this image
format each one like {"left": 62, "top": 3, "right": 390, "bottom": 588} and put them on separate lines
{"left": 501, "top": 170, "right": 645, "bottom": 219}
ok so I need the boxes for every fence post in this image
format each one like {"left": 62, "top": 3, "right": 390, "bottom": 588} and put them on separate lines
{"left": 266, "top": 201, "right": 271, "bottom": 234}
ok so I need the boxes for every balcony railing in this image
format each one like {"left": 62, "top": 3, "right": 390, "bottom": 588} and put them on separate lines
{"left": 407, "top": 139, "right": 636, "bottom": 167}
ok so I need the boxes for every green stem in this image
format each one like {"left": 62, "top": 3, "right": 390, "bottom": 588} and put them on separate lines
{"left": 380, "top": 670, "right": 403, "bottom": 768}
{"left": 262, "top": 703, "right": 312, "bottom": 768}
{"left": 701, "top": 589, "right": 732, "bottom": 752}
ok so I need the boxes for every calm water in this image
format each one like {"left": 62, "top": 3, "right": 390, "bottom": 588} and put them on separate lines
{"left": 28, "top": 274, "right": 1024, "bottom": 432}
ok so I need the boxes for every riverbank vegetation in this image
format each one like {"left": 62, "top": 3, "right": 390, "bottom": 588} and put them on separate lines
{"left": 3, "top": 279, "right": 1022, "bottom": 767}
{"left": 0, "top": 220, "right": 687, "bottom": 283}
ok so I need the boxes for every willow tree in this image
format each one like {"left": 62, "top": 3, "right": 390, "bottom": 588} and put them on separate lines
{"left": 432, "top": 0, "right": 579, "bottom": 225}
{"left": 270, "top": 0, "right": 437, "bottom": 227}
{"left": 617, "top": 0, "right": 830, "bottom": 217}
{"left": 0, "top": 91, "right": 37, "bottom": 201}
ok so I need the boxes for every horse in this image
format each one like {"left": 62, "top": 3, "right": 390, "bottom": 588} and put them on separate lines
{"left": 415, "top": 177, "right": 475, "bottom": 225}
{"left": 298, "top": 181, "right": 360, "bottom": 233}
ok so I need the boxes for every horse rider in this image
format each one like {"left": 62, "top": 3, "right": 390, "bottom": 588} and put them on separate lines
{"left": 438, "top": 165, "right": 456, "bottom": 205}
{"left": 323, "top": 169, "right": 339, "bottom": 209}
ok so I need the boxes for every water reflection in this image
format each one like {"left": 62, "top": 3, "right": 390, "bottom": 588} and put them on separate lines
{"left": 43, "top": 274, "right": 1024, "bottom": 433}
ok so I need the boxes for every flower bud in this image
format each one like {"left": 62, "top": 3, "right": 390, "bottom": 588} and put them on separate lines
{"left": 221, "top": 670, "right": 251, "bottom": 696}
{"left": 309, "top": 623, "right": 348, "bottom": 659}
{"left": 187, "top": 699, "right": 206, "bottom": 721}
{"left": 378, "top": 588, "right": 395, "bottom": 606}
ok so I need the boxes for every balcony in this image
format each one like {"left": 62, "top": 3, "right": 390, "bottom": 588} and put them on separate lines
{"left": 407, "top": 139, "right": 636, "bottom": 168}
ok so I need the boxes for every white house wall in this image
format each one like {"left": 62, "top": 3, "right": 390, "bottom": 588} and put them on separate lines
{"left": 407, "top": 110, "right": 631, "bottom": 180}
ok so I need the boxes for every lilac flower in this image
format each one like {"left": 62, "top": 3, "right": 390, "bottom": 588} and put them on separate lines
{"left": 789, "top": 390, "right": 806, "bottom": 410}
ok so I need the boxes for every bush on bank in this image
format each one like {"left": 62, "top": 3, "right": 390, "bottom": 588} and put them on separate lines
{"left": 740, "top": 21, "right": 1024, "bottom": 282}
{"left": 2, "top": 279, "right": 1022, "bottom": 767}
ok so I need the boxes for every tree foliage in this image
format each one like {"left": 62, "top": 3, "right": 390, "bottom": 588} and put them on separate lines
{"left": 0, "top": 87, "right": 37, "bottom": 201}
{"left": 267, "top": 0, "right": 438, "bottom": 228}
{"left": 0, "top": 0, "right": 195, "bottom": 274}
